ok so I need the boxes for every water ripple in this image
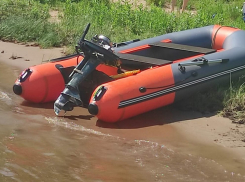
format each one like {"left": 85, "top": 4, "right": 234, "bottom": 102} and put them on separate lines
{"left": 45, "top": 117, "right": 112, "bottom": 137}
{"left": 0, "top": 90, "right": 12, "bottom": 105}
{"left": 6, "top": 163, "right": 39, "bottom": 179}
{"left": 0, "top": 167, "right": 15, "bottom": 177}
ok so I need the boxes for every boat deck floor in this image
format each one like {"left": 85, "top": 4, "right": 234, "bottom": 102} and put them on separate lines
{"left": 116, "top": 42, "right": 216, "bottom": 67}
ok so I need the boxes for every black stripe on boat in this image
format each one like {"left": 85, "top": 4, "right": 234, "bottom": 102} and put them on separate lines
{"left": 118, "top": 64, "right": 245, "bottom": 108}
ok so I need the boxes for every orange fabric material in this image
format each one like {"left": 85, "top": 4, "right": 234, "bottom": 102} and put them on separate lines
{"left": 119, "top": 44, "right": 150, "bottom": 53}
{"left": 15, "top": 56, "right": 118, "bottom": 103}
{"left": 17, "top": 56, "right": 82, "bottom": 103}
{"left": 161, "top": 39, "right": 172, "bottom": 43}
{"left": 92, "top": 65, "right": 175, "bottom": 122}
{"left": 212, "top": 25, "right": 239, "bottom": 50}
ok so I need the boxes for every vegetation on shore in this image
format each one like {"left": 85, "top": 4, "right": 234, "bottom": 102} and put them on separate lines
{"left": 0, "top": 0, "right": 245, "bottom": 122}
{"left": 1, "top": 0, "right": 245, "bottom": 48}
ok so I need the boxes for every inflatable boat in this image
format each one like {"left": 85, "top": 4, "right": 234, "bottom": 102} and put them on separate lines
{"left": 13, "top": 24, "right": 245, "bottom": 122}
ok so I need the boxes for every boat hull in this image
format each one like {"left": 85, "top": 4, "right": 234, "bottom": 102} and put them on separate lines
{"left": 88, "top": 25, "right": 245, "bottom": 122}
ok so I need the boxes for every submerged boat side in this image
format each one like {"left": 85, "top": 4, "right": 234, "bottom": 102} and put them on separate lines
{"left": 88, "top": 25, "right": 245, "bottom": 122}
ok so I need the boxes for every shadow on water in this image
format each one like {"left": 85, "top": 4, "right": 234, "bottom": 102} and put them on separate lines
{"left": 64, "top": 114, "right": 94, "bottom": 121}
{"left": 20, "top": 100, "right": 95, "bottom": 120}
{"left": 96, "top": 104, "right": 216, "bottom": 129}
{"left": 19, "top": 96, "right": 217, "bottom": 129}
{"left": 20, "top": 100, "right": 54, "bottom": 109}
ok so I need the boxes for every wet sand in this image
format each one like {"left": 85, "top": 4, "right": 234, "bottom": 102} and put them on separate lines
{"left": 1, "top": 40, "right": 245, "bottom": 181}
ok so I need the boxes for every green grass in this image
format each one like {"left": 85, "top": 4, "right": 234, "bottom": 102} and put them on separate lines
{"left": 221, "top": 77, "right": 245, "bottom": 123}
{"left": 1, "top": 0, "right": 245, "bottom": 122}
{"left": 1, "top": 0, "right": 245, "bottom": 48}
{"left": 175, "top": 73, "right": 245, "bottom": 122}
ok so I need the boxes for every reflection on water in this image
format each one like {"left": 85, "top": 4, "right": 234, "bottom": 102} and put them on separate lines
{"left": 0, "top": 62, "right": 245, "bottom": 182}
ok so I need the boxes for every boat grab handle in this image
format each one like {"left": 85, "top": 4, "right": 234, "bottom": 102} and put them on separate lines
{"left": 178, "top": 57, "right": 229, "bottom": 72}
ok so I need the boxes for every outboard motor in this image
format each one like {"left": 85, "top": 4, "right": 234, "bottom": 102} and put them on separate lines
{"left": 54, "top": 23, "right": 119, "bottom": 115}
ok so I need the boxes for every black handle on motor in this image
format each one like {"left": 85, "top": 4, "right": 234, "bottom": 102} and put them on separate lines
{"left": 69, "top": 55, "right": 90, "bottom": 79}
{"left": 79, "top": 23, "right": 91, "bottom": 45}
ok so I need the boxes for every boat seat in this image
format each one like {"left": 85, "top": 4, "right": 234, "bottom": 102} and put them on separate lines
{"left": 115, "top": 42, "right": 216, "bottom": 67}
{"left": 116, "top": 52, "right": 172, "bottom": 66}
{"left": 149, "top": 42, "right": 216, "bottom": 54}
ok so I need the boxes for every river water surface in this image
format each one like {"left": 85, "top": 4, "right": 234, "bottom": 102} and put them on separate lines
{"left": 0, "top": 61, "right": 245, "bottom": 182}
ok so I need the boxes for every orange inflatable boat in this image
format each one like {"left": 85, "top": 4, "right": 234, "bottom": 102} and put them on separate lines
{"left": 13, "top": 24, "right": 245, "bottom": 122}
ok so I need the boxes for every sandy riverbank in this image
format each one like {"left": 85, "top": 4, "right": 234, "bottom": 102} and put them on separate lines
{"left": 1, "top": 40, "right": 245, "bottom": 177}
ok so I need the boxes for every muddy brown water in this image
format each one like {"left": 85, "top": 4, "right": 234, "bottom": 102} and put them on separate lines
{"left": 0, "top": 61, "right": 245, "bottom": 182}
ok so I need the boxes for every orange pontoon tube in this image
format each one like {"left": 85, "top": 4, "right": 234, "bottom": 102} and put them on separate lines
{"left": 13, "top": 54, "right": 118, "bottom": 103}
